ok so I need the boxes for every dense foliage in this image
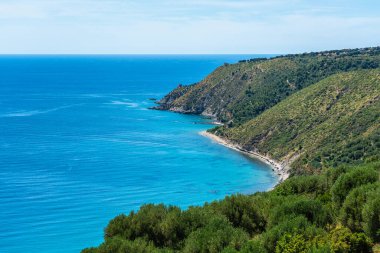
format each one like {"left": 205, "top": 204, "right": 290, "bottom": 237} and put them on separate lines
{"left": 214, "top": 69, "right": 380, "bottom": 174}
{"left": 84, "top": 48, "right": 380, "bottom": 252}
{"left": 155, "top": 47, "right": 380, "bottom": 125}
{"left": 83, "top": 163, "right": 380, "bottom": 252}
{"left": 155, "top": 47, "right": 380, "bottom": 173}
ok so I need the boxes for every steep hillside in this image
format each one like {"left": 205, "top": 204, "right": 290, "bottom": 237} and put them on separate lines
{"left": 155, "top": 47, "right": 380, "bottom": 125}
{"left": 83, "top": 49, "right": 380, "bottom": 253}
{"left": 214, "top": 69, "right": 380, "bottom": 175}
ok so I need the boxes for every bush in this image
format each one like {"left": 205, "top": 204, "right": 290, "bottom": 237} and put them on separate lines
{"left": 104, "top": 214, "right": 132, "bottom": 239}
{"left": 268, "top": 198, "right": 331, "bottom": 228}
{"left": 181, "top": 206, "right": 220, "bottom": 235}
{"left": 239, "top": 239, "right": 267, "bottom": 253}
{"left": 274, "top": 175, "right": 328, "bottom": 196}
{"left": 182, "top": 216, "right": 249, "bottom": 253}
{"left": 362, "top": 188, "right": 380, "bottom": 241}
{"left": 275, "top": 233, "right": 308, "bottom": 253}
{"left": 331, "top": 167, "right": 378, "bottom": 207}
{"left": 81, "top": 237, "right": 169, "bottom": 253}
{"left": 210, "top": 194, "right": 266, "bottom": 235}
{"left": 328, "top": 227, "right": 373, "bottom": 253}
{"left": 340, "top": 183, "right": 379, "bottom": 232}
{"left": 104, "top": 204, "right": 185, "bottom": 248}
{"left": 262, "top": 216, "right": 323, "bottom": 252}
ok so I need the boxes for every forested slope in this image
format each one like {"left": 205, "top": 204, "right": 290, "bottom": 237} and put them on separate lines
{"left": 84, "top": 48, "right": 380, "bottom": 252}
{"left": 155, "top": 47, "right": 380, "bottom": 125}
{"left": 214, "top": 69, "right": 380, "bottom": 175}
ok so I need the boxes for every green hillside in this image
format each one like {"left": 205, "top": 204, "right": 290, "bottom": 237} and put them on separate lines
{"left": 155, "top": 47, "right": 380, "bottom": 125}
{"left": 84, "top": 48, "right": 380, "bottom": 252}
{"left": 214, "top": 69, "right": 380, "bottom": 175}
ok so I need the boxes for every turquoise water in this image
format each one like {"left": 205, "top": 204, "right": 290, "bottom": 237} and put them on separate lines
{"left": 0, "top": 55, "right": 278, "bottom": 253}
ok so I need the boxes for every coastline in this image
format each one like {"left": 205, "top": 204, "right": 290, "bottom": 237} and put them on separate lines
{"left": 199, "top": 131, "right": 289, "bottom": 183}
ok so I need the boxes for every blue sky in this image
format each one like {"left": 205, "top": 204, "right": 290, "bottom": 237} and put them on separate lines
{"left": 0, "top": 0, "right": 379, "bottom": 54}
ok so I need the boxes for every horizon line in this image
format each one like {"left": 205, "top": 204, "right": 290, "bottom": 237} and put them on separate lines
{"left": 0, "top": 53, "right": 281, "bottom": 56}
{"left": 0, "top": 46, "right": 378, "bottom": 56}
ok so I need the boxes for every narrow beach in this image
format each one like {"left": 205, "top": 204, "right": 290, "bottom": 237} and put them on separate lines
{"left": 199, "top": 131, "right": 289, "bottom": 183}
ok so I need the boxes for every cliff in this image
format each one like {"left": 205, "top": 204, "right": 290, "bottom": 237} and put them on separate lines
{"left": 154, "top": 47, "right": 380, "bottom": 126}
{"left": 155, "top": 47, "right": 380, "bottom": 173}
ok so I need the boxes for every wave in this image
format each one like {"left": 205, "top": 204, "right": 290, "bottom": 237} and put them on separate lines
{"left": 82, "top": 93, "right": 109, "bottom": 98}
{"left": 0, "top": 105, "right": 79, "bottom": 118}
{"left": 108, "top": 100, "right": 139, "bottom": 108}
{"left": 88, "top": 136, "right": 168, "bottom": 147}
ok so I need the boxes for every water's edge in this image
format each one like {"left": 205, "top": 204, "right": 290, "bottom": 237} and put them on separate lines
{"left": 199, "top": 131, "right": 289, "bottom": 183}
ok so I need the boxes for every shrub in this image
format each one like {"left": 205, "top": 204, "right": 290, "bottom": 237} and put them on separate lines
{"left": 275, "top": 233, "right": 308, "bottom": 253}
{"left": 81, "top": 237, "right": 169, "bottom": 253}
{"left": 181, "top": 206, "right": 220, "bottom": 235}
{"left": 274, "top": 175, "right": 328, "bottom": 196}
{"left": 262, "top": 216, "right": 323, "bottom": 252}
{"left": 104, "top": 214, "right": 132, "bottom": 239}
{"left": 268, "top": 198, "right": 331, "bottom": 228}
{"left": 104, "top": 204, "right": 185, "bottom": 248}
{"left": 340, "top": 183, "right": 379, "bottom": 232}
{"left": 239, "top": 239, "right": 267, "bottom": 253}
{"left": 328, "top": 227, "right": 373, "bottom": 253}
{"left": 362, "top": 189, "right": 380, "bottom": 241}
{"left": 331, "top": 167, "right": 378, "bottom": 207}
{"left": 182, "top": 216, "right": 249, "bottom": 253}
{"left": 210, "top": 194, "right": 266, "bottom": 235}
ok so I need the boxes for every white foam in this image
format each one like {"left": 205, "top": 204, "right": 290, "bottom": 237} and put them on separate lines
{"left": 83, "top": 94, "right": 108, "bottom": 98}
{"left": 108, "top": 100, "right": 139, "bottom": 108}
{"left": 1, "top": 105, "right": 78, "bottom": 118}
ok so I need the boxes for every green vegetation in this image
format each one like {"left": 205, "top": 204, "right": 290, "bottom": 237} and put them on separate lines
{"left": 214, "top": 69, "right": 380, "bottom": 174}
{"left": 155, "top": 47, "right": 380, "bottom": 173}
{"left": 83, "top": 163, "right": 380, "bottom": 253}
{"left": 85, "top": 48, "right": 380, "bottom": 252}
{"left": 213, "top": 69, "right": 380, "bottom": 174}
{"left": 155, "top": 47, "right": 380, "bottom": 125}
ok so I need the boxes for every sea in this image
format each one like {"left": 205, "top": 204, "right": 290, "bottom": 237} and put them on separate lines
{"left": 0, "top": 55, "right": 278, "bottom": 253}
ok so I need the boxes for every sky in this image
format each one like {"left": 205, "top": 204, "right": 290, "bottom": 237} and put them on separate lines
{"left": 0, "top": 0, "right": 379, "bottom": 54}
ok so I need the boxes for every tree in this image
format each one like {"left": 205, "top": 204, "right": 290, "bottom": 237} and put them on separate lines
{"left": 275, "top": 233, "right": 308, "bottom": 253}
{"left": 340, "top": 183, "right": 379, "bottom": 232}
{"left": 328, "top": 227, "right": 373, "bottom": 253}
{"left": 210, "top": 194, "right": 266, "bottom": 235}
{"left": 183, "top": 216, "right": 249, "bottom": 253}
{"left": 331, "top": 167, "right": 378, "bottom": 208}
{"left": 362, "top": 189, "right": 380, "bottom": 241}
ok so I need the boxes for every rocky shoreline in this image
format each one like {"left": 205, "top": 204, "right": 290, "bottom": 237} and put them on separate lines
{"left": 199, "top": 131, "right": 289, "bottom": 183}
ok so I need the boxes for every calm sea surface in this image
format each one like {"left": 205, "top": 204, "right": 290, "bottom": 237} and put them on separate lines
{"left": 0, "top": 55, "right": 278, "bottom": 252}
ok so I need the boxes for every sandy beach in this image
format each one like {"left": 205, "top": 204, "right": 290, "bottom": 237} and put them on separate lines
{"left": 199, "top": 131, "right": 289, "bottom": 183}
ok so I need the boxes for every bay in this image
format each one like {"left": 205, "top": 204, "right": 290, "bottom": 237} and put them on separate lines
{"left": 0, "top": 55, "right": 278, "bottom": 252}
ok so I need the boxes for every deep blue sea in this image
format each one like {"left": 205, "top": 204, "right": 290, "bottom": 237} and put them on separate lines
{"left": 0, "top": 55, "right": 278, "bottom": 253}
